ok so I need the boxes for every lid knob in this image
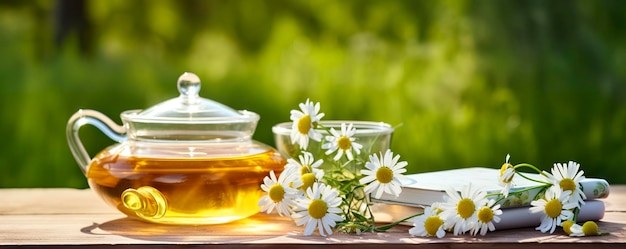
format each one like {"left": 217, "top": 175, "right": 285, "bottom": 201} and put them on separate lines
{"left": 177, "top": 72, "right": 201, "bottom": 104}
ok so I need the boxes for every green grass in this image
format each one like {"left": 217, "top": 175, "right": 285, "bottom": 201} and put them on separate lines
{"left": 2, "top": 0, "right": 625, "bottom": 188}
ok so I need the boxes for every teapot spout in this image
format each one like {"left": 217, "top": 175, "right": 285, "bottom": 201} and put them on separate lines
{"left": 66, "top": 109, "right": 126, "bottom": 174}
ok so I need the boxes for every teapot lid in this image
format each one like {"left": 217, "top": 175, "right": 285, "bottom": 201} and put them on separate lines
{"left": 121, "top": 72, "right": 259, "bottom": 142}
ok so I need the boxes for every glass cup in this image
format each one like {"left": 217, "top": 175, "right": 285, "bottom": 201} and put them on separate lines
{"left": 272, "top": 121, "right": 394, "bottom": 163}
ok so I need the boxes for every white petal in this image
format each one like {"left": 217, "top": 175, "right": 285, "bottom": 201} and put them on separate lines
{"left": 303, "top": 218, "right": 317, "bottom": 236}
{"left": 317, "top": 219, "right": 326, "bottom": 236}
{"left": 374, "top": 184, "right": 385, "bottom": 199}
{"left": 364, "top": 181, "right": 380, "bottom": 194}
{"left": 359, "top": 175, "right": 376, "bottom": 185}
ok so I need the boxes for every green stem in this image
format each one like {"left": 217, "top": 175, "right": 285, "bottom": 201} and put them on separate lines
{"left": 513, "top": 163, "right": 550, "bottom": 178}
{"left": 489, "top": 195, "right": 507, "bottom": 205}
{"left": 315, "top": 123, "right": 331, "bottom": 132}
{"left": 572, "top": 207, "right": 580, "bottom": 223}
{"left": 513, "top": 163, "right": 537, "bottom": 172}
{"left": 365, "top": 202, "right": 377, "bottom": 232}
{"left": 515, "top": 171, "right": 552, "bottom": 185}
{"left": 511, "top": 163, "right": 552, "bottom": 184}
{"left": 374, "top": 212, "right": 423, "bottom": 232}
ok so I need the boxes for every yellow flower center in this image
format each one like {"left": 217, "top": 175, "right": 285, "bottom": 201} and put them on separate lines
{"left": 308, "top": 199, "right": 328, "bottom": 219}
{"left": 499, "top": 164, "right": 513, "bottom": 183}
{"left": 544, "top": 199, "right": 563, "bottom": 218}
{"left": 457, "top": 198, "right": 476, "bottom": 219}
{"left": 269, "top": 184, "right": 285, "bottom": 202}
{"left": 559, "top": 178, "right": 576, "bottom": 192}
{"left": 300, "top": 165, "right": 310, "bottom": 175}
{"left": 337, "top": 136, "right": 352, "bottom": 151}
{"left": 477, "top": 206, "right": 494, "bottom": 223}
{"left": 375, "top": 167, "right": 393, "bottom": 184}
{"left": 301, "top": 173, "right": 316, "bottom": 191}
{"left": 562, "top": 220, "right": 574, "bottom": 234}
{"left": 297, "top": 115, "right": 312, "bottom": 135}
{"left": 424, "top": 215, "right": 443, "bottom": 236}
{"left": 582, "top": 221, "right": 599, "bottom": 236}
{"left": 431, "top": 207, "right": 443, "bottom": 215}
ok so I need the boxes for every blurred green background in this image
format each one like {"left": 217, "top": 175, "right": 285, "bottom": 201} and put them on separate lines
{"left": 1, "top": 0, "right": 625, "bottom": 188}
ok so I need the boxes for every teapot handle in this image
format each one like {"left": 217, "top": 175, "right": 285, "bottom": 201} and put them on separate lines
{"left": 66, "top": 109, "right": 126, "bottom": 174}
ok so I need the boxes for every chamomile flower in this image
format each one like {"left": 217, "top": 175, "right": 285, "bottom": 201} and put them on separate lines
{"left": 498, "top": 154, "right": 515, "bottom": 197}
{"left": 322, "top": 123, "right": 363, "bottom": 161}
{"left": 291, "top": 182, "right": 344, "bottom": 236}
{"left": 284, "top": 152, "right": 324, "bottom": 176}
{"left": 290, "top": 99, "right": 325, "bottom": 149}
{"left": 569, "top": 221, "right": 601, "bottom": 237}
{"left": 359, "top": 149, "right": 408, "bottom": 199}
{"left": 439, "top": 184, "right": 488, "bottom": 236}
{"left": 545, "top": 161, "right": 587, "bottom": 207}
{"left": 259, "top": 170, "right": 300, "bottom": 216}
{"left": 284, "top": 152, "right": 324, "bottom": 191}
{"left": 408, "top": 207, "right": 446, "bottom": 238}
{"left": 471, "top": 199, "right": 502, "bottom": 236}
{"left": 529, "top": 186, "right": 577, "bottom": 233}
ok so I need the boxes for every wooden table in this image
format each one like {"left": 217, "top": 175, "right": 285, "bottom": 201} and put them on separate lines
{"left": 1, "top": 187, "right": 625, "bottom": 248}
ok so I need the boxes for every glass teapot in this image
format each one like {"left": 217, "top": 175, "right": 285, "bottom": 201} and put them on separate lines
{"left": 66, "top": 72, "right": 285, "bottom": 225}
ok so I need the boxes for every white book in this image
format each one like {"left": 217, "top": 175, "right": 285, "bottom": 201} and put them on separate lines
{"left": 373, "top": 167, "right": 610, "bottom": 208}
{"left": 371, "top": 200, "right": 605, "bottom": 230}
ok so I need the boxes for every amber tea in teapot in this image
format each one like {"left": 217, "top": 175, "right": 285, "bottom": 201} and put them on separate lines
{"left": 67, "top": 72, "right": 287, "bottom": 225}
{"left": 88, "top": 145, "right": 284, "bottom": 224}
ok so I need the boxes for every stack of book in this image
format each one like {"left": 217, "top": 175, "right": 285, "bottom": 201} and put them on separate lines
{"left": 371, "top": 167, "right": 610, "bottom": 229}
